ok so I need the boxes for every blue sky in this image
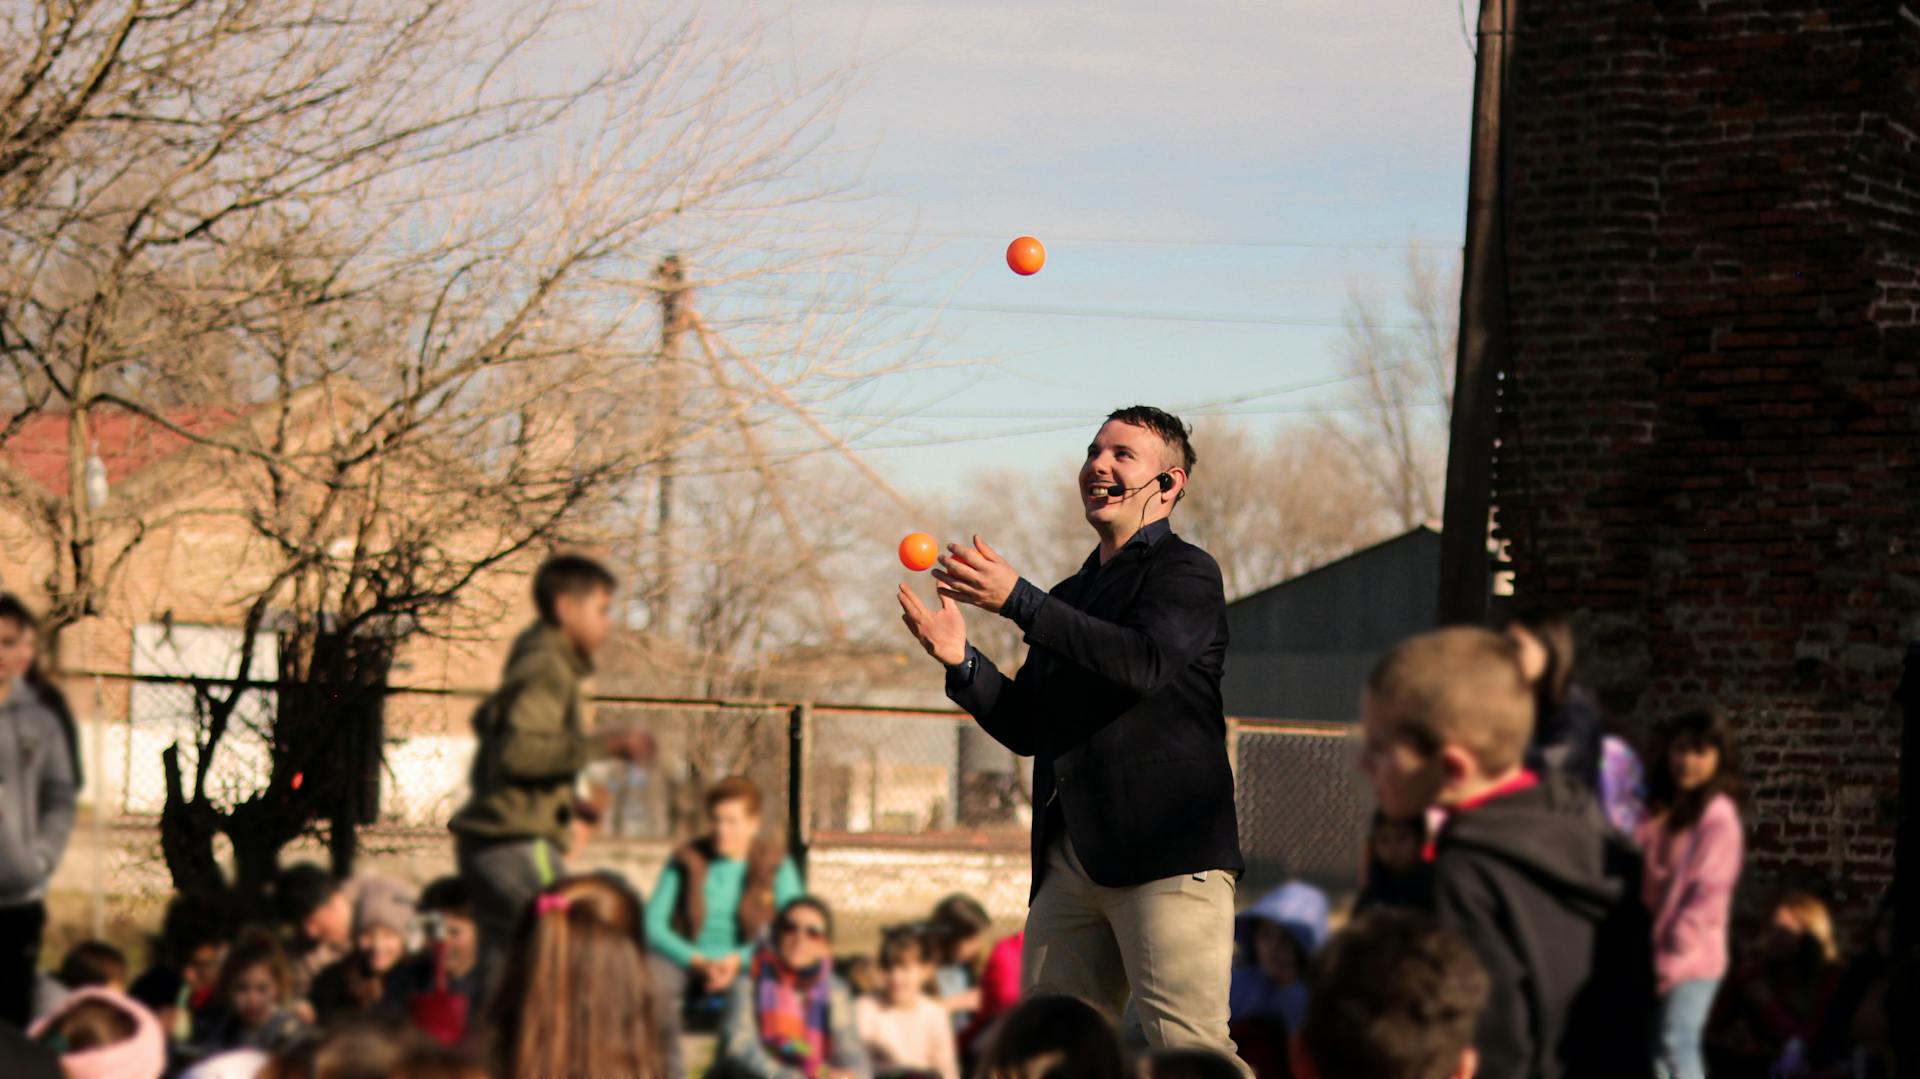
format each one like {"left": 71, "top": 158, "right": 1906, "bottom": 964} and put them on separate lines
{"left": 709, "top": 1, "right": 1477, "bottom": 493}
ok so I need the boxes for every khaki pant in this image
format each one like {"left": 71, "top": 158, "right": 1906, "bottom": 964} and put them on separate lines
{"left": 1023, "top": 833, "right": 1248, "bottom": 1075}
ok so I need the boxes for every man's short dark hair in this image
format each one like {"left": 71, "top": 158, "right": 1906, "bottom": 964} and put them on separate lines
{"left": 274, "top": 862, "right": 344, "bottom": 926}
{"left": 1105, "top": 405, "right": 1197, "bottom": 476}
{"left": 532, "top": 554, "right": 617, "bottom": 624}
{"left": 1302, "top": 910, "right": 1490, "bottom": 1079}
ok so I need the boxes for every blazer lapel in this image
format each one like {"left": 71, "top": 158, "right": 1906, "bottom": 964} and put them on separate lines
{"left": 1078, "top": 541, "right": 1153, "bottom": 613}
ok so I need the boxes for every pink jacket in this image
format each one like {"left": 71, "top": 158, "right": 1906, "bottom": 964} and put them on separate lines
{"left": 29, "top": 987, "right": 166, "bottom": 1079}
{"left": 1636, "top": 794, "right": 1743, "bottom": 992}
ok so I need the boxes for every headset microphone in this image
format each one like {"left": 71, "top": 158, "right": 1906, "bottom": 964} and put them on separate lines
{"left": 1101, "top": 474, "right": 1173, "bottom": 498}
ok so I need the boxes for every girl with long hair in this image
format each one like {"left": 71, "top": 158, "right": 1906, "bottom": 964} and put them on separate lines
{"left": 1635, "top": 709, "right": 1744, "bottom": 1079}
{"left": 487, "top": 873, "right": 680, "bottom": 1079}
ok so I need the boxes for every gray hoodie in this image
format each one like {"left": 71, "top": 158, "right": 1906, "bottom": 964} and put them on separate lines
{"left": 0, "top": 678, "right": 77, "bottom": 905}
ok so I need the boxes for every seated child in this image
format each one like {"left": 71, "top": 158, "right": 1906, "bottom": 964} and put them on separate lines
{"left": 855, "top": 925, "right": 960, "bottom": 1079}
{"left": 1292, "top": 910, "right": 1488, "bottom": 1079}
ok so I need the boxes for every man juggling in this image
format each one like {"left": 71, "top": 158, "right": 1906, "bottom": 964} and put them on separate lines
{"left": 898, "top": 405, "right": 1246, "bottom": 1073}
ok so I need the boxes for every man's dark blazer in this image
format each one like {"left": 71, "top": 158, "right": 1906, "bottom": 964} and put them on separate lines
{"left": 947, "top": 522, "right": 1242, "bottom": 896}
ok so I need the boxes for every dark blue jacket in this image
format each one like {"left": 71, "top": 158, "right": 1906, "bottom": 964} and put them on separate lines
{"left": 948, "top": 523, "right": 1242, "bottom": 895}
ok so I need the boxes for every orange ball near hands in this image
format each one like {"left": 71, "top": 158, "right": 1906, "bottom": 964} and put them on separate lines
{"left": 899, "top": 532, "right": 939, "bottom": 572}
{"left": 1006, "top": 235, "right": 1046, "bottom": 276}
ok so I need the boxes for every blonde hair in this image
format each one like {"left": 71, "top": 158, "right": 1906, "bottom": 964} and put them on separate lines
{"left": 1367, "top": 627, "right": 1534, "bottom": 775}
{"left": 1776, "top": 891, "right": 1838, "bottom": 963}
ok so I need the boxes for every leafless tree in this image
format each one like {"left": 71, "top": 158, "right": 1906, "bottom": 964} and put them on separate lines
{"left": 1321, "top": 246, "right": 1459, "bottom": 529}
{"left": 0, "top": 0, "right": 915, "bottom": 908}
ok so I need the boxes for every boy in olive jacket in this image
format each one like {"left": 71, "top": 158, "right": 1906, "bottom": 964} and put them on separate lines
{"left": 449, "top": 555, "right": 644, "bottom": 978}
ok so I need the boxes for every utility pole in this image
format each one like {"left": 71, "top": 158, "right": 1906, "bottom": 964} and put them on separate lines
{"left": 1437, "top": 0, "right": 1513, "bottom": 625}
{"left": 653, "top": 255, "right": 687, "bottom": 636}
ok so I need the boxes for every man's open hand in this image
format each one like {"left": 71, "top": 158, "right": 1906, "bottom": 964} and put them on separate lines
{"left": 933, "top": 535, "right": 1020, "bottom": 614}
{"left": 898, "top": 584, "right": 968, "bottom": 668}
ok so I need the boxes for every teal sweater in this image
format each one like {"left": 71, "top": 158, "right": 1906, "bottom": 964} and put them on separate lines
{"left": 646, "top": 856, "right": 803, "bottom": 969}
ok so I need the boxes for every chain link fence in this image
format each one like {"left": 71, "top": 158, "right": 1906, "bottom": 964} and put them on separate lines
{"left": 53, "top": 672, "right": 1374, "bottom": 956}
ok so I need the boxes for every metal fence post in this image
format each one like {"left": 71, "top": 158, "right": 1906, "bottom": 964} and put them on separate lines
{"left": 789, "top": 703, "right": 812, "bottom": 878}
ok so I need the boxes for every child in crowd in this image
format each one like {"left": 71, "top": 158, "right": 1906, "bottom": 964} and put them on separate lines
{"left": 1711, "top": 891, "right": 1845, "bottom": 1075}
{"left": 130, "top": 895, "right": 230, "bottom": 1042}
{"left": 1636, "top": 709, "right": 1744, "bottom": 1079}
{"left": 975, "top": 994, "right": 1125, "bottom": 1079}
{"left": 855, "top": 925, "right": 960, "bottom": 1079}
{"left": 379, "top": 876, "right": 481, "bottom": 1047}
{"left": 192, "top": 927, "right": 310, "bottom": 1057}
{"left": 1503, "top": 608, "right": 1605, "bottom": 791}
{"left": 645, "top": 775, "right": 804, "bottom": 1025}
{"left": 1360, "top": 627, "right": 1654, "bottom": 1079}
{"left": 273, "top": 862, "right": 354, "bottom": 1011}
{"left": 1354, "top": 811, "right": 1432, "bottom": 913}
{"left": 0, "top": 593, "right": 80, "bottom": 1028}
{"left": 927, "top": 894, "right": 992, "bottom": 1030}
{"left": 957, "top": 929, "right": 1022, "bottom": 1060}
{"left": 57, "top": 940, "right": 129, "bottom": 991}
{"left": 486, "top": 873, "right": 681, "bottom": 1079}
{"left": 715, "top": 895, "right": 868, "bottom": 1079}
{"left": 311, "top": 877, "right": 418, "bottom": 1026}
{"left": 1228, "top": 880, "right": 1328, "bottom": 1079}
{"left": 30, "top": 987, "right": 167, "bottom": 1079}
{"left": 1292, "top": 910, "right": 1490, "bottom": 1079}
{"left": 1812, "top": 896, "right": 1896, "bottom": 1078}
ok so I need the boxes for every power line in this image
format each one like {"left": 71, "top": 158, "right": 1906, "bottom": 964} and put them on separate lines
{"left": 720, "top": 289, "right": 1424, "bottom": 330}
{"left": 855, "top": 227, "right": 1459, "bottom": 253}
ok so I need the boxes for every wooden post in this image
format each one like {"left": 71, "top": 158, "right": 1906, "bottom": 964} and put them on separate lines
{"left": 1437, "top": 0, "right": 1514, "bottom": 626}
{"left": 653, "top": 255, "right": 687, "bottom": 635}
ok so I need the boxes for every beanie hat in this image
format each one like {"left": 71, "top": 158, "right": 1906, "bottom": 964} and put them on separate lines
{"left": 28, "top": 987, "right": 166, "bottom": 1079}
{"left": 352, "top": 876, "right": 419, "bottom": 939}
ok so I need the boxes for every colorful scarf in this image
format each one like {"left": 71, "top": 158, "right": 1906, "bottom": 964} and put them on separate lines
{"left": 752, "top": 945, "right": 833, "bottom": 1077}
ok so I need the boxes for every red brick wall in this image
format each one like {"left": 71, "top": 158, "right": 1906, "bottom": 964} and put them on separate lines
{"left": 1494, "top": 0, "right": 1920, "bottom": 907}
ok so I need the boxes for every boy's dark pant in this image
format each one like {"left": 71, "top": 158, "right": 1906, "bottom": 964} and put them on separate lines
{"left": 456, "top": 835, "right": 562, "bottom": 1000}
{"left": 0, "top": 901, "right": 47, "bottom": 1028}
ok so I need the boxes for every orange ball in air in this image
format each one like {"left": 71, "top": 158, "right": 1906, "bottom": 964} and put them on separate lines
{"left": 899, "top": 532, "right": 939, "bottom": 572}
{"left": 1006, "top": 235, "right": 1046, "bottom": 276}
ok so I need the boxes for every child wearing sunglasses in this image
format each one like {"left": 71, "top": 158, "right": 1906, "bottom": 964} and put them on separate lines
{"left": 715, "top": 897, "right": 869, "bottom": 1079}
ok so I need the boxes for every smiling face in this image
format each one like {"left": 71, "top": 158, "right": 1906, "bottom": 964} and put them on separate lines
{"left": 356, "top": 925, "right": 407, "bottom": 975}
{"left": 1077, "top": 419, "right": 1178, "bottom": 532}
{"left": 776, "top": 905, "right": 831, "bottom": 971}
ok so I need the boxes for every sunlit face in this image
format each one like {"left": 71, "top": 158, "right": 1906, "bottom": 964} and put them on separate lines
{"left": 0, "top": 618, "right": 34, "bottom": 684}
{"left": 1504, "top": 624, "right": 1549, "bottom": 686}
{"left": 229, "top": 963, "right": 280, "bottom": 1028}
{"left": 555, "top": 588, "right": 615, "bottom": 656}
{"left": 1077, "top": 420, "right": 1177, "bottom": 530}
{"left": 1668, "top": 736, "right": 1721, "bottom": 792}
{"left": 884, "top": 955, "right": 930, "bottom": 1004}
{"left": 1253, "top": 922, "right": 1303, "bottom": 987}
{"left": 1359, "top": 691, "right": 1447, "bottom": 820}
{"left": 356, "top": 925, "right": 406, "bottom": 975}
{"left": 710, "top": 798, "right": 762, "bottom": 861}
{"left": 777, "top": 906, "right": 831, "bottom": 971}
{"left": 439, "top": 913, "right": 478, "bottom": 978}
